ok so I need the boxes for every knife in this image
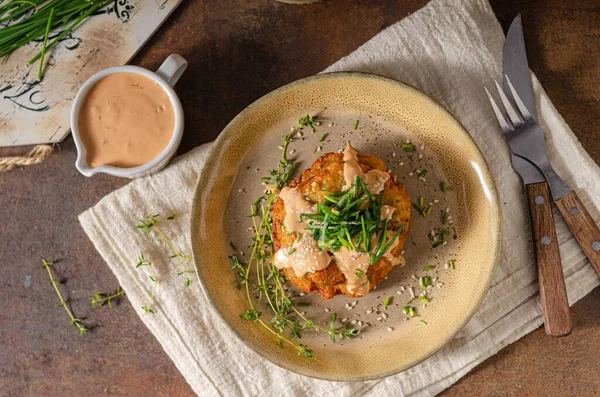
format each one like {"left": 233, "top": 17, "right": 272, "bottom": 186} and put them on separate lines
{"left": 503, "top": 15, "right": 571, "bottom": 337}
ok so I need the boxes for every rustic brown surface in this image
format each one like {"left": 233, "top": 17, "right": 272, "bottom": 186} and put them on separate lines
{"left": 1, "top": 0, "right": 599, "bottom": 396}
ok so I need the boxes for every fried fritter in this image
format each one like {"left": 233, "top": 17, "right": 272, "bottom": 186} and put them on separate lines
{"left": 272, "top": 150, "right": 410, "bottom": 300}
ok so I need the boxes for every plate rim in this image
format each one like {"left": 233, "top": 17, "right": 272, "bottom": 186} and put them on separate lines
{"left": 190, "top": 71, "right": 502, "bottom": 382}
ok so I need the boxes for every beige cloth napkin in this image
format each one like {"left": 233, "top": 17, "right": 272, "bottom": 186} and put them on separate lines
{"left": 79, "top": 0, "right": 600, "bottom": 395}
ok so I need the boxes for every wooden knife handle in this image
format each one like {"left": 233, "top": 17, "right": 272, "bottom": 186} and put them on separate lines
{"left": 555, "top": 190, "right": 600, "bottom": 277}
{"left": 526, "top": 182, "right": 572, "bottom": 337}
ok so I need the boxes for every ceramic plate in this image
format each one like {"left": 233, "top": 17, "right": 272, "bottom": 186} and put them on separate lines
{"left": 191, "top": 72, "right": 501, "bottom": 381}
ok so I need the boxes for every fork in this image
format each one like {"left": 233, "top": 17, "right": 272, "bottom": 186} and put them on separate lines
{"left": 486, "top": 76, "right": 600, "bottom": 276}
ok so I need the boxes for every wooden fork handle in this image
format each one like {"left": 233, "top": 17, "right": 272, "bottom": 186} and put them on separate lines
{"left": 555, "top": 190, "right": 600, "bottom": 277}
{"left": 526, "top": 182, "right": 572, "bottom": 337}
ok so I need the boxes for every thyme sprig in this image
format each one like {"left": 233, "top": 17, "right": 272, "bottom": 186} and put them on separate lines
{"left": 231, "top": 115, "right": 360, "bottom": 359}
{"left": 137, "top": 252, "right": 157, "bottom": 314}
{"left": 137, "top": 212, "right": 195, "bottom": 287}
{"left": 42, "top": 259, "right": 88, "bottom": 336}
{"left": 89, "top": 287, "right": 125, "bottom": 309}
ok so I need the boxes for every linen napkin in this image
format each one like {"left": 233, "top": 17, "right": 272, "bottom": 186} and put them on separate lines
{"left": 79, "top": 0, "right": 600, "bottom": 395}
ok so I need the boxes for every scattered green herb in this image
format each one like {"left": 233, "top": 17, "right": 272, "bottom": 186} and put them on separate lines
{"left": 42, "top": 259, "right": 88, "bottom": 336}
{"left": 136, "top": 252, "right": 157, "bottom": 314}
{"left": 319, "top": 133, "right": 328, "bottom": 142}
{"left": 353, "top": 119, "right": 359, "bottom": 130}
{"left": 299, "top": 114, "right": 318, "bottom": 129}
{"left": 441, "top": 212, "right": 448, "bottom": 224}
{"left": 384, "top": 297, "right": 392, "bottom": 307}
{"left": 417, "top": 169, "right": 428, "bottom": 178}
{"left": 423, "top": 265, "right": 433, "bottom": 271}
{"left": 89, "top": 287, "right": 125, "bottom": 309}
{"left": 449, "top": 259, "right": 455, "bottom": 270}
{"left": 297, "top": 302, "right": 310, "bottom": 307}
{"left": 355, "top": 269, "right": 365, "bottom": 278}
{"left": 419, "top": 295, "right": 431, "bottom": 304}
{"left": 419, "top": 196, "right": 424, "bottom": 206}
{"left": 420, "top": 319, "right": 428, "bottom": 325}
{"left": 401, "top": 143, "right": 416, "bottom": 152}
{"left": 137, "top": 211, "right": 195, "bottom": 287}
{"left": 432, "top": 241, "right": 444, "bottom": 248}
{"left": 229, "top": 241, "right": 237, "bottom": 251}
{"left": 288, "top": 248, "right": 296, "bottom": 255}
{"left": 419, "top": 276, "right": 431, "bottom": 288}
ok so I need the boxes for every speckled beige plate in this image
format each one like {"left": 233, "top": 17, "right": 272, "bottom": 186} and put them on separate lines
{"left": 191, "top": 72, "right": 501, "bottom": 381}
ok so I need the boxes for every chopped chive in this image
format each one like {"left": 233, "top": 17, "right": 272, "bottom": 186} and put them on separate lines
{"left": 423, "top": 265, "right": 433, "bottom": 271}
{"left": 413, "top": 203, "right": 424, "bottom": 212}
{"left": 331, "top": 313, "right": 337, "bottom": 323}
{"left": 384, "top": 297, "right": 392, "bottom": 307}
{"left": 432, "top": 241, "right": 444, "bottom": 248}
{"left": 298, "top": 302, "right": 310, "bottom": 307}
{"left": 355, "top": 269, "right": 365, "bottom": 278}
{"left": 37, "top": 7, "right": 54, "bottom": 80}
{"left": 419, "top": 295, "right": 431, "bottom": 303}
{"left": 423, "top": 205, "right": 433, "bottom": 217}
{"left": 449, "top": 259, "right": 455, "bottom": 270}
{"left": 417, "top": 169, "right": 428, "bottom": 177}
{"left": 420, "top": 319, "right": 428, "bottom": 325}
{"left": 353, "top": 120, "right": 359, "bottom": 130}
{"left": 401, "top": 143, "right": 416, "bottom": 152}
{"left": 288, "top": 248, "right": 296, "bottom": 255}
{"left": 407, "top": 297, "right": 416, "bottom": 304}
{"left": 319, "top": 133, "right": 328, "bottom": 142}
{"left": 409, "top": 307, "right": 417, "bottom": 317}
{"left": 419, "top": 196, "right": 424, "bottom": 206}
{"left": 420, "top": 276, "right": 431, "bottom": 288}
{"left": 441, "top": 181, "right": 446, "bottom": 192}
{"left": 441, "top": 212, "right": 448, "bottom": 224}
{"left": 402, "top": 306, "right": 410, "bottom": 314}
{"left": 229, "top": 241, "right": 237, "bottom": 251}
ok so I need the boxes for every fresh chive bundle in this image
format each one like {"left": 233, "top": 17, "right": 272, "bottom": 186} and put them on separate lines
{"left": 300, "top": 175, "right": 404, "bottom": 264}
{"left": 0, "top": 0, "right": 113, "bottom": 78}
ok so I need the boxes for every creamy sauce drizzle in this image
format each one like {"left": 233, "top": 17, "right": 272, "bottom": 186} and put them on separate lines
{"left": 342, "top": 144, "right": 389, "bottom": 194}
{"left": 274, "top": 237, "right": 331, "bottom": 278}
{"left": 78, "top": 72, "right": 175, "bottom": 168}
{"left": 279, "top": 186, "right": 316, "bottom": 233}
{"left": 273, "top": 153, "right": 404, "bottom": 297}
{"left": 333, "top": 206, "right": 404, "bottom": 295}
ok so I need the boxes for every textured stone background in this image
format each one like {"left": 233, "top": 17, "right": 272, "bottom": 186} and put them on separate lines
{"left": 1, "top": 1, "right": 599, "bottom": 395}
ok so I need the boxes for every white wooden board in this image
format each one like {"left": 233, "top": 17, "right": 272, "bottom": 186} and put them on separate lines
{"left": 0, "top": 0, "right": 183, "bottom": 147}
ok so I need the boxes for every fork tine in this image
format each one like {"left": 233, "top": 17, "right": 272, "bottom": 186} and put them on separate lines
{"left": 484, "top": 86, "right": 512, "bottom": 133}
{"left": 504, "top": 74, "right": 532, "bottom": 120}
{"left": 494, "top": 80, "right": 523, "bottom": 126}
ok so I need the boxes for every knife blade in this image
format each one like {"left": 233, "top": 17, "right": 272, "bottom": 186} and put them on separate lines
{"left": 503, "top": 15, "right": 571, "bottom": 337}
{"left": 503, "top": 15, "right": 544, "bottom": 185}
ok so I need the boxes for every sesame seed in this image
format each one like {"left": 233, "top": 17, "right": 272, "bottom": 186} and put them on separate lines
{"left": 387, "top": 327, "right": 394, "bottom": 332}
{"left": 397, "top": 290, "right": 402, "bottom": 295}
{"left": 357, "top": 321, "right": 363, "bottom": 326}
{"left": 399, "top": 162, "right": 404, "bottom": 166}
{"left": 382, "top": 313, "right": 388, "bottom": 319}
{"left": 342, "top": 318, "right": 348, "bottom": 322}
{"left": 366, "top": 310, "right": 372, "bottom": 314}
{"left": 324, "top": 308, "right": 330, "bottom": 313}
{"left": 377, "top": 317, "right": 382, "bottom": 321}
{"left": 408, "top": 172, "right": 414, "bottom": 176}
{"left": 351, "top": 320, "right": 357, "bottom": 324}
{"left": 418, "top": 154, "right": 423, "bottom": 159}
